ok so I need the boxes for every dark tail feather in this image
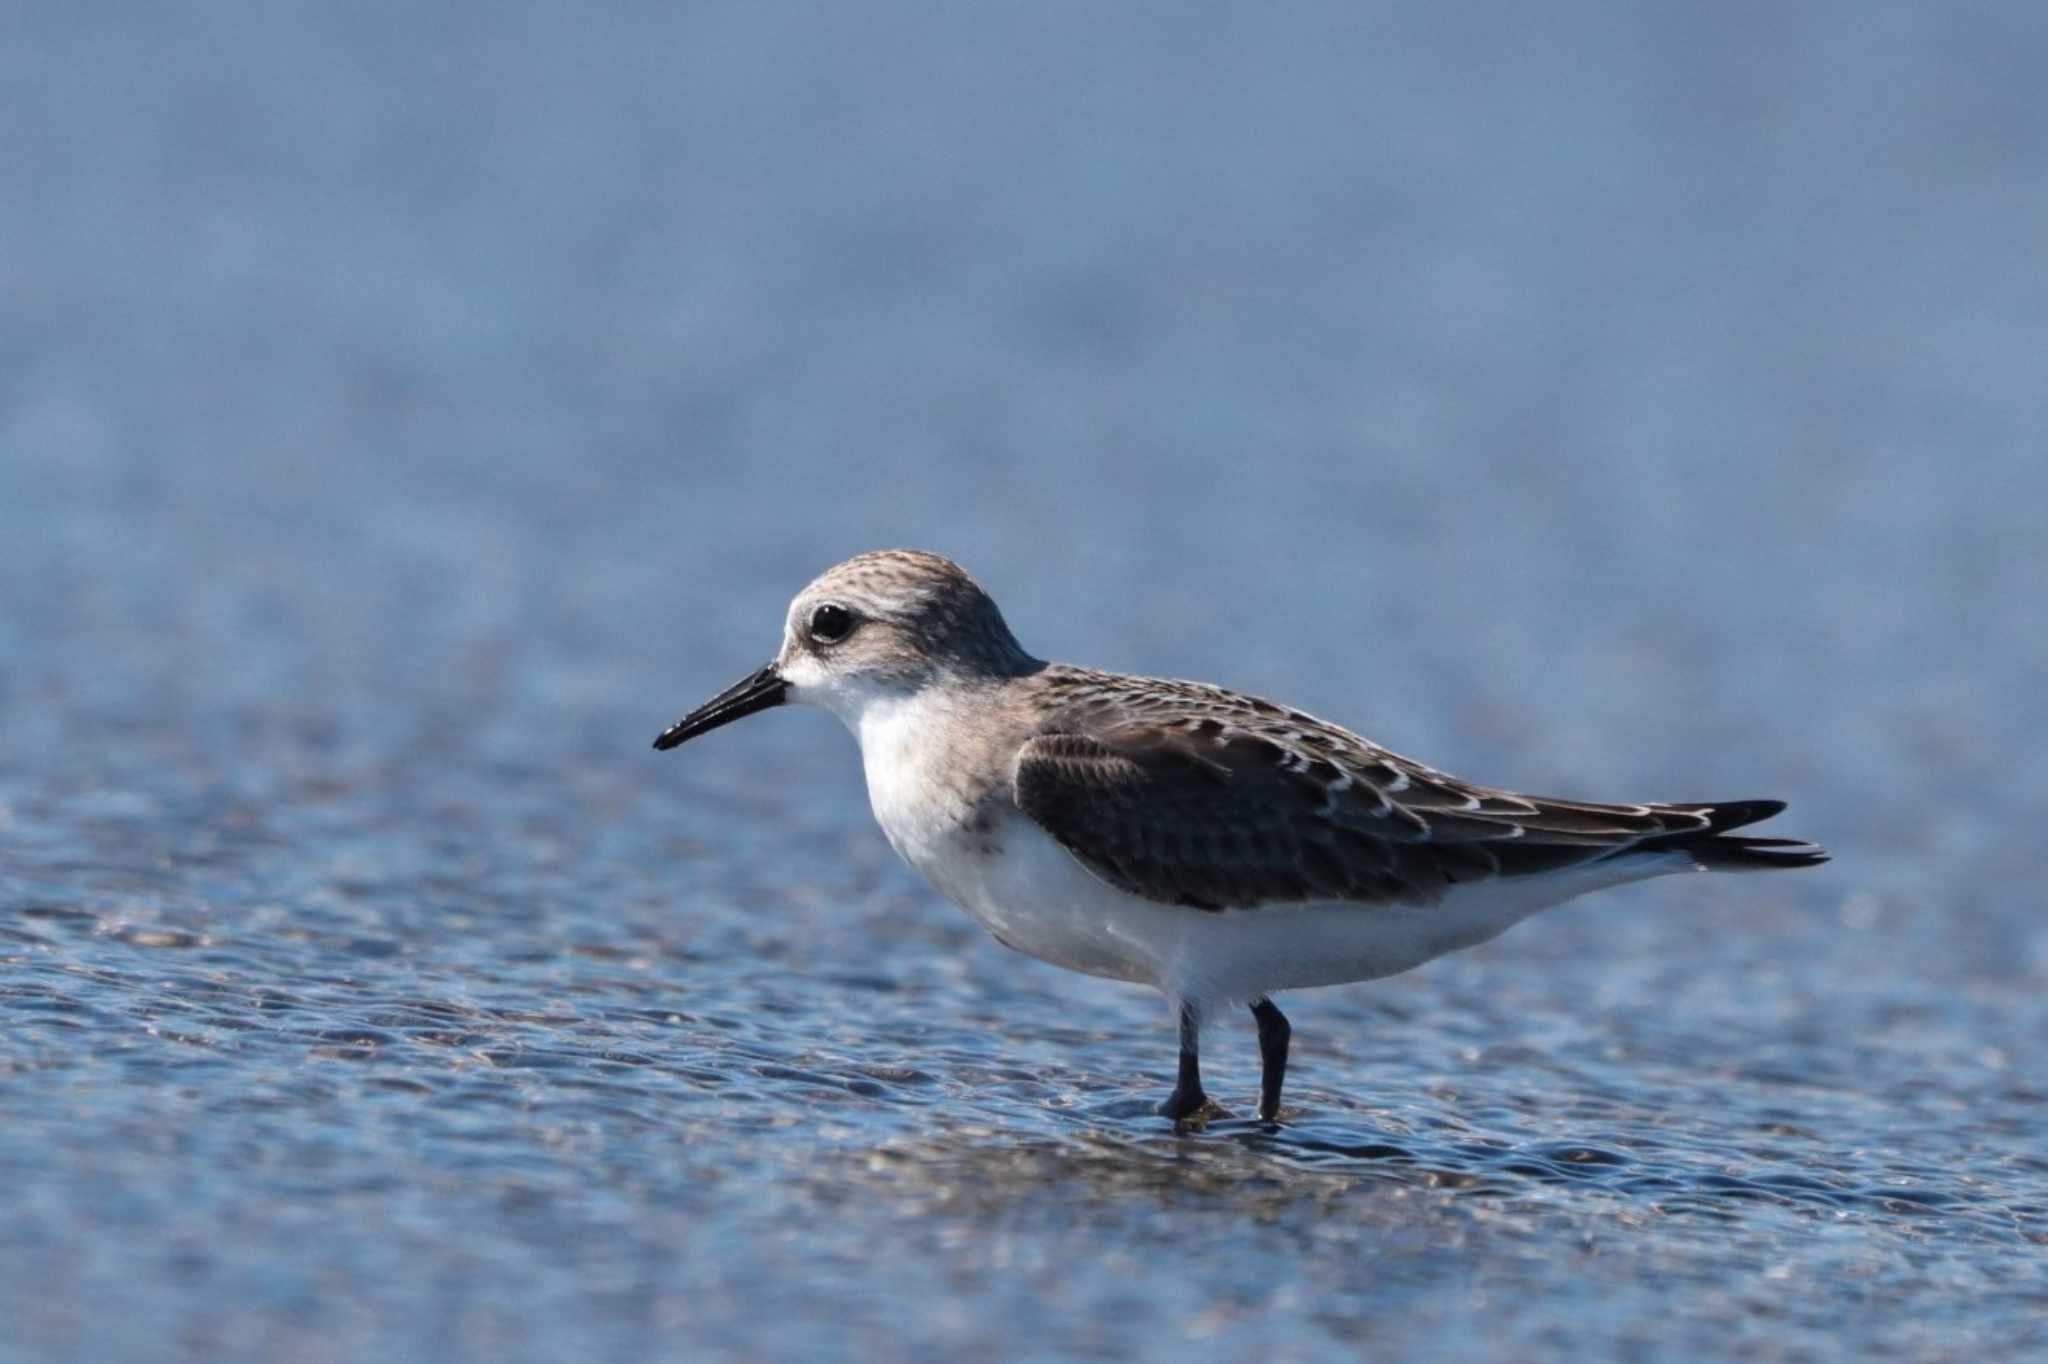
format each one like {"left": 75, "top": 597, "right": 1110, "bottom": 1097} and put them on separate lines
{"left": 1632, "top": 798, "right": 1830, "bottom": 871}
{"left": 1682, "top": 834, "right": 1831, "bottom": 870}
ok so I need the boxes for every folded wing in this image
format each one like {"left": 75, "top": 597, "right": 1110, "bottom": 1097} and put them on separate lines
{"left": 1011, "top": 719, "right": 1810, "bottom": 911}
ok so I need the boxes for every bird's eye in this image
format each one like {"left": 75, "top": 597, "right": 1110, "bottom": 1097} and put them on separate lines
{"left": 808, "top": 602, "right": 856, "bottom": 644}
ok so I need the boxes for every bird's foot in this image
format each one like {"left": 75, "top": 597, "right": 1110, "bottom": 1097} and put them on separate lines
{"left": 1157, "top": 1086, "right": 1215, "bottom": 1131}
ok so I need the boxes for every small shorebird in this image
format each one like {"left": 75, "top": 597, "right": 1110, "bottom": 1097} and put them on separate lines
{"left": 654, "top": 550, "right": 1825, "bottom": 1124}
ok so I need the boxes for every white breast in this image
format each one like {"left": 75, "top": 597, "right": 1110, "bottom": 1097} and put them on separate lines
{"left": 852, "top": 692, "right": 1156, "bottom": 983}
{"left": 853, "top": 691, "right": 975, "bottom": 862}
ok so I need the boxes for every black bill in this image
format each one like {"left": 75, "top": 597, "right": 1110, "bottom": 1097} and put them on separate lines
{"left": 652, "top": 663, "right": 787, "bottom": 750}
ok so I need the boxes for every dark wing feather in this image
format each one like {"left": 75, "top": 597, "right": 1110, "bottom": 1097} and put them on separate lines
{"left": 1011, "top": 716, "right": 1766, "bottom": 911}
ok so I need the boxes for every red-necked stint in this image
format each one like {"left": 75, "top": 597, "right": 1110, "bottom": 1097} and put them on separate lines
{"left": 654, "top": 549, "right": 1826, "bottom": 1126}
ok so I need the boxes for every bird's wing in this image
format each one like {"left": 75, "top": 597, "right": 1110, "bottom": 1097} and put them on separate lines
{"left": 1010, "top": 717, "right": 1742, "bottom": 911}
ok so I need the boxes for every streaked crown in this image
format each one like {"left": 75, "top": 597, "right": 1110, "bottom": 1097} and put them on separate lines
{"left": 776, "top": 550, "right": 1039, "bottom": 696}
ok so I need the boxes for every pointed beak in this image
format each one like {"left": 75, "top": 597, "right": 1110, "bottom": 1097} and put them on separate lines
{"left": 652, "top": 663, "right": 787, "bottom": 751}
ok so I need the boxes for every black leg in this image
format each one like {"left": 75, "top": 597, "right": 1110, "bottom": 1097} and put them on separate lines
{"left": 1249, "top": 998, "right": 1291, "bottom": 1122}
{"left": 1158, "top": 1003, "right": 1208, "bottom": 1123}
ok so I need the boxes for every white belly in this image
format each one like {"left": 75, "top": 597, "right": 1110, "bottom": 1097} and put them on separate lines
{"left": 882, "top": 806, "right": 1655, "bottom": 1008}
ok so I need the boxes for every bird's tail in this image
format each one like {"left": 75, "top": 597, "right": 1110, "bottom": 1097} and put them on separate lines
{"left": 1630, "top": 799, "right": 1830, "bottom": 871}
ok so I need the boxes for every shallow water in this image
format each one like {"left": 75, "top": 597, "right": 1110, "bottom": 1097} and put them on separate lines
{"left": 6, "top": 4, "right": 2048, "bottom": 1361}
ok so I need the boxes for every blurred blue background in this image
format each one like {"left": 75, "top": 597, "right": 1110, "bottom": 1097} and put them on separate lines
{"left": 4, "top": 4, "right": 2045, "bottom": 1362}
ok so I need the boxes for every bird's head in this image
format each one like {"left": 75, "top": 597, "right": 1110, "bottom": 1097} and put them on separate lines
{"left": 652, "top": 549, "right": 1038, "bottom": 750}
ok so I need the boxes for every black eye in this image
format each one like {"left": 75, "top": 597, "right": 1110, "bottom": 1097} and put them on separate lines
{"left": 808, "top": 602, "right": 856, "bottom": 644}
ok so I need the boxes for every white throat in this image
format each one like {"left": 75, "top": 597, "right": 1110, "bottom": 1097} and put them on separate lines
{"left": 853, "top": 685, "right": 955, "bottom": 812}
{"left": 820, "top": 683, "right": 982, "bottom": 867}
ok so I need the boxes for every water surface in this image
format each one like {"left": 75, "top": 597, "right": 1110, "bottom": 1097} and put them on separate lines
{"left": 5, "top": 4, "right": 2048, "bottom": 1361}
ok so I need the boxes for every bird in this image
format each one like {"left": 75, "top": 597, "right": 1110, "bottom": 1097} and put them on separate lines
{"left": 652, "top": 549, "right": 1826, "bottom": 1125}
